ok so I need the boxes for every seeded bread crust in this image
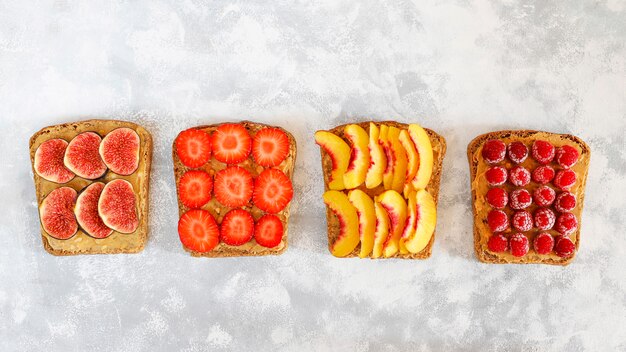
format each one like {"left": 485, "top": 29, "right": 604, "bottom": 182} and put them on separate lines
{"left": 467, "top": 130, "right": 590, "bottom": 266}
{"left": 29, "top": 119, "right": 153, "bottom": 256}
{"left": 318, "top": 121, "right": 447, "bottom": 259}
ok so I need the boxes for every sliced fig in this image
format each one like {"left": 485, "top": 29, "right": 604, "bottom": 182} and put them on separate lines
{"left": 63, "top": 132, "right": 107, "bottom": 179}
{"left": 39, "top": 187, "right": 78, "bottom": 239}
{"left": 99, "top": 128, "right": 140, "bottom": 175}
{"left": 34, "top": 139, "right": 75, "bottom": 183}
{"left": 98, "top": 179, "right": 139, "bottom": 233}
{"left": 75, "top": 182, "right": 113, "bottom": 238}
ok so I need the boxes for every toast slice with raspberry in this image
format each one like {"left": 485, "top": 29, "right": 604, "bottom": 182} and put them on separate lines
{"left": 467, "top": 130, "right": 590, "bottom": 265}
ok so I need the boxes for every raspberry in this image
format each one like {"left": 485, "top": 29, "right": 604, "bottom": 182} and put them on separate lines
{"left": 532, "top": 140, "right": 555, "bottom": 164}
{"left": 509, "top": 166, "right": 531, "bottom": 186}
{"left": 509, "top": 233, "right": 529, "bottom": 257}
{"left": 534, "top": 208, "right": 556, "bottom": 230}
{"left": 532, "top": 165, "right": 555, "bottom": 184}
{"left": 555, "top": 191, "right": 576, "bottom": 212}
{"left": 509, "top": 189, "right": 532, "bottom": 210}
{"left": 485, "top": 166, "right": 508, "bottom": 186}
{"left": 533, "top": 185, "right": 556, "bottom": 207}
{"left": 486, "top": 187, "right": 508, "bottom": 209}
{"left": 533, "top": 232, "right": 554, "bottom": 255}
{"left": 482, "top": 139, "right": 506, "bottom": 164}
{"left": 556, "top": 212, "right": 578, "bottom": 235}
{"left": 487, "top": 233, "right": 508, "bottom": 253}
{"left": 507, "top": 142, "right": 528, "bottom": 164}
{"left": 554, "top": 236, "right": 576, "bottom": 258}
{"left": 554, "top": 169, "right": 576, "bottom": 190}
{"left": 555, "top": 145, "right": 579, "bottom": 168}
{"left": 512, "top": 210, "right": 533, "bottom": 232}
{"left": 487, "top": 209, "right": 509, "bottom": 232}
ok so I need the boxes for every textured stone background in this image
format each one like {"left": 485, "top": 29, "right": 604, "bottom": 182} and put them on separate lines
{"left": 1, "top": 0, "right": 625, "bottom": 351}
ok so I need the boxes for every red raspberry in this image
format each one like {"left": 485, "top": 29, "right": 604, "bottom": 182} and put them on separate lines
{"left": 485, "top": 166, "right": 508, "bottom": 186}
{"left": 512, "top": 210, "right": 533, "bottom": 232}
{"left": 508, "top": 142, "right": 528, "bottom": 164}
{"left": 532, "top": 140, "right": 555, "bottom": 164}
{"left": 486, "top": 187, "right": 508, "bottom": 209}
{"left": 553, "top": 169, "right": 576, "bottom": 190}
{"left": 482, "top": 139, "right": 506, "bottom": 164}
{"left": 509, "top": 189, "right": 532, "bottom": 210}
{"left": 555, "top": 145, "right": 579, "bottom": 168}
{"left": 532, "top": 165, "right": 555, "bottom": 184}
{"left": 510, "top": 233, "right": 529, "bottom": 257}
{"left": 556, "top": 212, "right": 578, "bottom": 235}
{"left": 554, "top": 236, "right": 576, "bottom": 258}
{"left": 509, "top": 166, "right": 531, "bottom": 186}
{"left": 533, "top": 185, "right": 556, "bottom": 207}
{"left": 487, "top": 209, "right": 509, "bottom": 232}
{"left": 533, "top": 232, "right": 554, "bottom": 255}
{"left": 487, "top": 233, "right": 508, "bottom": 253}
{"left": 534, "top": 208, "right": 556, "bottom": 230}
{"left": 555, "top": 191, "right": 576, "bottom": 212}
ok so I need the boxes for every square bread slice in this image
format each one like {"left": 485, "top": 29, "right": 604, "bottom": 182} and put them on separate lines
{"left": 318, "top": 121, "right": 447, "bottom": 259}
{"left": 172, "top": 121, "right": 297, "bottom": 257}
{"left": 29, "top": 119, "right": 153, "bottom": 256}
{"left": 468, "top": 130, "right": 590, "bottom": 265}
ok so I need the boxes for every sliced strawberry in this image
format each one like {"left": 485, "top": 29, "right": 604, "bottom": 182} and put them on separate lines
{"left": 178, "top": 170, "right": 213, "bottom": 208}
{"left": 254, "top": 214, "right": 283, "bottom": 248}
{"left": 175, "top": 129, "right": 212, "bottom": 168}
{"left": 178, "top": 209, "right": 219, "bottom": 252}
{"left": 220, "top": 209, "right": 254, "bottom": 246}
{"left": 253, "top": 168, "right": 293, "bottom": 214}
{"left": 212, "top": 123, "right": 251, "bottom": 164}
{"left": 252, "top": 127, "right": 290, "bottom": 167}
{"left": 214, "top": 166, "right": 254, "bottom": 208}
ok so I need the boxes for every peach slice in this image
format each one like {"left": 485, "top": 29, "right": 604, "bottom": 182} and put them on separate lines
{"left": 404, "top": 189, "right": 437, "bottom": 254}
{"left": 389, "top": 127, "right": 408, "bottom": 193}
{"left": 399, "top": 189, "right": 417, "bottom": 254}
{"left": 324, "top": 190, "right": 360, "bottom": 257}
{"left": 348, "top": 189, "right": 376, "bottom": 258}
{"left": 376, "top": 190, "right": 407, "bottom": 258}
{"left": 343, "top": 125, "right": 370, "bottom": 189}
{"left": 379, "top": 125, "right": 394, "bottom": 189}
{"left": 315, "top": 131, "right": 351, "bottom": 190}
{"left": 399, "top": 129, "right": 419, "bottom": 185}
{"left": 408, "top": 124, "right": 433, "bottom": 190}
{"left": 365, "top": 123, "right": 386, "bottom": 189}
{"left": 372, "top": 202, "right": 390, "bottom": 258}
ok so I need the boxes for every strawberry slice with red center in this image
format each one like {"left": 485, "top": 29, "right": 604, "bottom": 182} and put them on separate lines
{"left": 214, "top": 166, "right": 254, "bottom": 208}
{"left": 175, "top": 129, "right": 212, "bottom": 168}
{"left": 178, "top": 209, "right": 219, "bottom": 252}
{"left": 253, "top": 168, "right": 294, "bottom": 214}
{"left": 254, "top": 214, "right": 284, "bottom": 248}
{"left": 252, "top": 127, "right": 290, "bottom": 167}
{"left": 178, "top": 170, "right": 213, "bottom": 208}
{"left": 212, "top": 123, "right": 251, "bottom": 164}
{"left": 220, "top": 209, "right": 255, "bottom": 246}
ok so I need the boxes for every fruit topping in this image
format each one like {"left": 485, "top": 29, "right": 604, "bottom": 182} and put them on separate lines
{"left": 555, "top": 145, "right": 579, "bottom": 168}
{"left": 376, "top": 190, "right": 408, "bottom": 257}
{"left": 487, "top": 209, "right": 509, "bottom": 232}
{"left": 533, "top": 185, "right": 556, "bottom": 207}
{"left": 34, "top": 139, "right": 75, "bottom": 183}
{"left": 531, "top": 140, "right": 555, "bottom": 164}
{"left": 220, "top": 208, "right": 254, "bottom": 246}
{"left": 554, "top": 236, "right": 576, "bottom": 258}
{"left": 315, "top": 130, "right": 350, "bottom": 190}
{"left": 178, "top": 170, "right": 213, "bottom": 208}
{"left": 324, "top": 190, "right": 360, "bottom": 257}
{"left": 507, "top": 142, "right": 528, "bottom": 164}
{"left": 372, "top": 202, "right": 390, "bottom": 258}
{"left": 532, "top": 165, "right": 555, "bottom": 184}
{"left": 99, "top": 128, "right": 140, "bottom": 175}
{"left": 214, "top": 166, "right": 253, "bottom": 208}
{"left": 482, "top": 139, "right": 506, "bottom": 164}
{"left": 553, "top": 169, "right": 576, "bottom": 190}
{"left": 487, "top": 233, "right": 508, "bottom": 253}
{"left": 399, "top": 130, "right": 418, "bottom": 186}
{"left": 253, "top": 168, "right": 293, "bottom": 214}
{"left": 403, "top": 189, "right": 437, "bottom": 254}
{"left": 509, "top": 166, "right": 531, "bottom": 187}
{"left": 365, "top": 123, "right": 386, "bottom": 189}
{"left": 485, "top": 166, "right": 508, "bottom": 186}
{"left": 534, "top": 208, "right": 555, "bottom": 231}
{"left": 98, "top": 179, "right": 139, "bottom": 233}
{"left": 512, "top": 210, "right": 533, "bottom": 232}
{"left": 386, "top": 127, "right": 408, "bottom": 193}
{"left": 178, "top": 209, "right": 219, "bottom": 252}
{"left": 252, "top": 127, "right": 290, "bottom": 167}
{"left": 75, "top": 182, "right": 112, "bottom": 239}
{"left": 486, "top": 187, "right": 508, "bottom": 209}
{"left": 39, "top": 187, "right": 78, "bottom": 239}
{"left": 509, "top": 189, "right": 532, "bottom": 210}
{"left": 348, "top": 190, "right": 376, "bottom": 258}
{"left": 342, "top": 124, "right": 370, "bottom": 189}
{"left": 533, "top": 232, "right": 555, "bottom": 255}
{"left": 175, "top": 128, "right": 212, "bottom": 168}
{"left": 555, "top": 212, "right": 578, "bottom": 235}
{"left": 408, "top": 124, "right": 434, "bottom": 190}
{"left": 509, "top": 233, "right": 529, "bottom": 257}
{"left": 254, "top": 214, "right": 284, "bottom": 248}
{"left": 212, "top": 123, "right": 251, "bottom": 164}
{"left": 64, "top": 132, "right": 107, "bottom": 179}
{"left": 554, "top": 191, "right": 577, "bottom": 212}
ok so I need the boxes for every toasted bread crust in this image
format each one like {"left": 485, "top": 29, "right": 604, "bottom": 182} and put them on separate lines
{"left": 30, "top": 119, "right": 153, "bottom": 256}
{"left": 318, "top": 121, "right": 447, "bottom": 259}
{"left": 467, "top": 130, "right": 590, "bottom": 266}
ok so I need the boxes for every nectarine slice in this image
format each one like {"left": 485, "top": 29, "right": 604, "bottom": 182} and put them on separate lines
{"left": 389, "top": 127, "right": 408, "bottom": 193}
{"left": 399, "top": 129, "right": 419, "bottom": 185}
{"left": 376, "top": 190, "right": 407, "bottom": 258}
{"left": 404, "top": 189, "right": 437, "bottom": 254}
{"left": 343, "top": 125, "right": 370, "bottom": 189}
{"left": 372, "top": 202, "right": 390, "bottom": 258}
{"left": 408, "top": 124, "right": 433, "bottom": 190}
{"left": 348, "top": 189, "right": 376, "bottom": 258}
{"left": 315, "top": 131, "right": 350, "bottom": 190}
{"left": 324, "top": 190, "right": 360, "bottom": 257}
{"left": 365, "top": 123, "right": 386, "bottom": 189}
{"left": 379, "top": 125, "right": 394, "bottom": 190}
{"left": 399, "top": 189, "right": 417, "bottom": 254}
